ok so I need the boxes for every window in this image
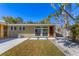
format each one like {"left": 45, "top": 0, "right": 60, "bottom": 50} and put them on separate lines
{"left": 35, "top": 26, "right": 41, "bottom": 28}
{"left": 10, "top": 26, "right": 17, "bottom": 31}
{"left": 10, "top": 26, "right": 13, "bottom": 31}
{"left": 19, "top": 26, "right": 25, "bottom": 31}
{"left": 42, "top": 29, "right": 48, "bottom": 36}
{"left": 14, "top": 26, "right": 16, "bottom": 30}
{"left": 35, "top": 27, "right": 48, "bottom": 36}
{"left": 42, "top": 26, "right": 48, "bottom": 28}
{"left": 19, "top": 26, "right": 22, "bottom": 31}
{"left": 35, "top": 29, "right": 41, "bottom": 36}
{"left": 23, "top": 26, "right": 25, "bottom": 30}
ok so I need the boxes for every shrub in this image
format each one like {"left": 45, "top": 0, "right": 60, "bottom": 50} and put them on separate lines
{"left": 70, "top": 24, "right": 79, "bottom": 41}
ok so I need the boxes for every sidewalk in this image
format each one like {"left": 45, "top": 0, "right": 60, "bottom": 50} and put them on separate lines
{"left": 0, "top": 38, "right": 28, "bottom": 55}
{"left": 50, "top": 37, "right": 79, "bottom": 56}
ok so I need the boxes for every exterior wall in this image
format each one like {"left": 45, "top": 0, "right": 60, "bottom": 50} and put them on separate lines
{"left": 7, "top": 25, "right": 55, "bottom": 38}
{"left": 0, "top": 24, "right": 5, "bottom": 39}
{"left": 7, "top": 26, "right": 35, "bottom": 38}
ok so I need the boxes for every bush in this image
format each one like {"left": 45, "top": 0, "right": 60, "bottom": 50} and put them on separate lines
{"left": 70, "top": 24, "right": 79, "bottom": 41}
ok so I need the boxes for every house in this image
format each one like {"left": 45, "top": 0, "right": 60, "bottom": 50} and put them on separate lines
{"left": 0, "top": 21, "right": 55, "bottom": 39}
{"left": 0, "top": 20, "right": 7, "bottom": 39}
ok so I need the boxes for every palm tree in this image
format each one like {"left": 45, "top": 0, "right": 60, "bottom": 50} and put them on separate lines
{"left": 2, "top": 16, "right": 23, "bottom": 24}
{"left": 15, "top": 17, "right": 23, "bottom": 23}
{"left": 2, "top": 16, "right": 15, "bottom": 23}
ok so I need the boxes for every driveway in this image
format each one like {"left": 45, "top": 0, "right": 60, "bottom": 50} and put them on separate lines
{"left": 0, "top": 38, "right": 28, "bottom": 55}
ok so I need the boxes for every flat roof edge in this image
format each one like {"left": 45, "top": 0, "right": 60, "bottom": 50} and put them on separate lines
{"left": 7, "top": 24, "right": 55, "bottom": 26}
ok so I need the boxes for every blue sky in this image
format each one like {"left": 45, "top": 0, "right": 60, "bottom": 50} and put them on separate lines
{"left": 0, "top": 3, "right": 58, "bottom": 23}
{"left": 0, "top": 3, "right": 79, "bottom": 24}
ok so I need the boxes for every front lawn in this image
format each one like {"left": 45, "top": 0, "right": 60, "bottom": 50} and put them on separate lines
{"left": 0, "top": 40, "right": 64, "bottom": 56}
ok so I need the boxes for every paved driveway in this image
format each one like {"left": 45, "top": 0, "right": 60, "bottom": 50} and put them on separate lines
{"left": 0, "top": 38, "right": 28, "bottom": 54}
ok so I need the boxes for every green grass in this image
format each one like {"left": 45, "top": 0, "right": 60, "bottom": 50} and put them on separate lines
{"left": 0, "top": 40, "right": 64, "bottom": 56}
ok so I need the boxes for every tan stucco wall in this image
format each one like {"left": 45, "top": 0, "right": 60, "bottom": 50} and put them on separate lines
{"left": 7, "top": 25, "right": 55, "bottom": 38}
{"left": 7, "top": 26, "right": 35, "bottom": 38}
{"left": 0, "top": 24, "right": 4, "bottom": 39}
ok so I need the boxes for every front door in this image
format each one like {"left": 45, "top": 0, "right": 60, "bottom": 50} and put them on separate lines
{"left": 49, "top": 26, "right": 54, "bottom": 37}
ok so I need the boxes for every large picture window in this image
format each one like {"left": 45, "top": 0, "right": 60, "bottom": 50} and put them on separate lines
{"left": 35, "top": 27, "right": 48, "bottom": 36}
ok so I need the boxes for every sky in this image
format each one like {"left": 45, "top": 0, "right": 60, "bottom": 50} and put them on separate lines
{"left": 0, "top": 3, "right": 79, "bottom": 24}
{"left": 0, "top": 3, "right": 58, "bottom": 23}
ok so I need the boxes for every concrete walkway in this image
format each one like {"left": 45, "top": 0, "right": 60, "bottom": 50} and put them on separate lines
{"left": 0, "top": 38, "right": 28, "bottom": 55}
{"left": 50, "top": 37, "right": 79, "bottom": 56}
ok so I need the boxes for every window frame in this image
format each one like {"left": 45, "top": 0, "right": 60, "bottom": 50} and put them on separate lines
{"left": 19, "top": 26, "right": 25, "bottom": 31}
{"left": 34, "top": 26, "right": 48, "bottom": 37}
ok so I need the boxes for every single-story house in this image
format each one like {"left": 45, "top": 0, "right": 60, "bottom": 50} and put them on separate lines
{"left": 0, "top": 21, "right": 55, "bottom": 39}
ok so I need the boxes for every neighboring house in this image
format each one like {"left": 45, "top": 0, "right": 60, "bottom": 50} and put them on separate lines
{"left": 0, "top": 21, "right": 55, "bottom": 39}
{"left": 0, "top": 20, "right": 7, "bottom": 39}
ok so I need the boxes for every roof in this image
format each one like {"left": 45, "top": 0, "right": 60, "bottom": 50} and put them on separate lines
{"left": 7, "top": 24, "right": 55, "bottom": 26}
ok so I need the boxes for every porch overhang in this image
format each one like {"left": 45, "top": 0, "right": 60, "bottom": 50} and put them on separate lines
{"left": 7, "top": 24, "right": 55, "bottom": 26}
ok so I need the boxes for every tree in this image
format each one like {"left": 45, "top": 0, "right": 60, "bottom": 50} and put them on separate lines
{"left": 50, "top": 3, "right": 79, "bottom": 37}
{"left": 39, "top": 18, "right": 51, "bottom": 24}
{"left": 52, "top": 14, "right": 59, "bottom": 30}
{"left": 2, "top": 16, "right": 15, "bottom": 23}
{"left": 39, "top": 15, "right": 52, "bottom": 24}
{"left": 75, "top": 15, "right": 79, "bottom": 23}
{"left": 58, "top": 3, "right": 79, "bottom": 24}
{"left": 26, "top": 20, "right": 34, "bottom": 24}
{"left": 70, "top": 24, "right": 79, "bottom": 41}
{"left": 15, "top": 17, "right": 23, "bottom": 23}
{"left": 51, "top": 3, "right": 79, "bottom": 29}
{"left": 2, "top": 16, "right": 23, "bottom": 24}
